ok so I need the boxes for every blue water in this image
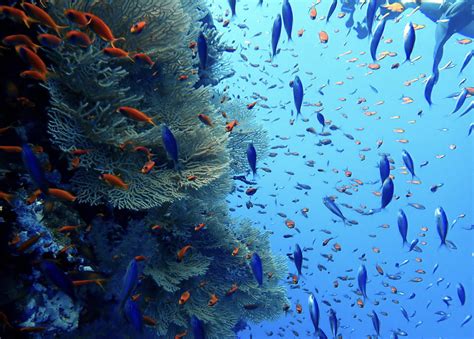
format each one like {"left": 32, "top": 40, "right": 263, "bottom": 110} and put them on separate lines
{"left": 210, "top": 1, "right": 473, "bottom": 337}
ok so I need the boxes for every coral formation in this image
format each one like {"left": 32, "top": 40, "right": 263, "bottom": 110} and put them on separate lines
{"left": 0, "top": 0, "right": 286, "bottom": 337}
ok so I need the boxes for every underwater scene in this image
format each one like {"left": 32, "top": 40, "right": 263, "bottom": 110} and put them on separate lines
{"left": 0, "top": 0, "right": 473, "bottom": 338}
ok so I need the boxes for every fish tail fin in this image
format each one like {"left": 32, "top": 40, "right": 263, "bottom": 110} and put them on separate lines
{"left": 111, "top": 37, "right": 126, "bottom": 48}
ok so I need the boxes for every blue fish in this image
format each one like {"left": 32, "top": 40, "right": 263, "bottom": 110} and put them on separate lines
{"left": 271, "top": 14, "right": 282, "bottom": 58}
{"left": 293, "top": 244, "right": 303, "bottom": 276}
{"left": 452, "top": 88, "right": 469, "bottom": 114}
{"left": 191, "top": 315, "right": 205, "bottom": 339}
{"left": 326, "top": 0, "right": 338, "bottom": 23}
{"left": 329, "top": 308, "right": 338, "bottom": 338}
{"left": 247, "top": 143, "right": 257, "bottom": 179}
{"left": 400, "top": 306, "right": 410, "bottom": 322}
{"left": 372, "top": 310, "right": 380, "bottom": 336}
{"left": 120, "top": 258, "right": 139, "bottom": 307}
{"left": 461, "top": 314, "right": 472, "bottom": 327}
{"left": 323, "top": 196, "right": 348, "bottom": 225}
{"left": 468, "top": 122, "right": 474, "bottom": 136}
{"left": 293, "top": 75, "right": 303, "bottom": 118}
{"left": 228, "top": 0, "right": 236, "bottom": 17}
{"left": 397, "top": 209, "right": 408, "bottom": 246}
{"left": 197, "top": 32, "right": 207, "bottom": 69}
{"left": 308, "top": 293, "right": 320, "bottom": 334}
{"left": 459, "top": 50, "right": 473, "bottom": 74}
{"left": 370, "top": 18, "right": 386, "bottom": 61}
{"left": 435, "top": 206, "right": 448, "bottom": 247}
{"left": 22, "top": 143, "right": 49, "bottom": 194}
{"left": 459, "top": 101, "right": 474, "bottom": 118}
{"left": 41, "top": 260, "right": 75, "bottom": 299}
{"left": 162, "top": 125, "right": 179, "bottom": 166}
{"left": 257, "top": 0, "right": 263, "bottom": 6}
{"left": 402, "top": 150, "right": 416, "bottom": 179}
{"left": 317, "top": 112, "right": 325, "bottom": 132}
{"left": 424, "top": 73, "right": 438, "bottom": 105}
{"left": 282, "top": 0, "right": 293, "bottom": 41}
{"left": 409, "top": 238, "right": 419, "bottom": 252}
{"left": 403, "top": 22, "right": 416, "bottom": 63}
{"left": 358, "top": 264, "right": 368, "bottom": 300}
{"left": 380, "top": 177, "right": 394, "bottom": 210}
{"left": 366, "top": 0, "right": 376, "bottom": 36}
{"left": 379, "top": 155, "right": 390, "bottom": 184}
{"left": 251, "top": 252, "right": 263, "bottom": 286}
{"left": 457, "top": 283, "right": 466, "bottom": 305}
{"left": 432, "top": 263, "right": 439, "bottom": 274}
{"left": 124, "top": 299, "right": 143, "bottom": 333}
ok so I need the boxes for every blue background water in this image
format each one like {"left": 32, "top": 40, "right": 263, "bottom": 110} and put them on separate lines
{"left": 209, "top": 0, "right": 473, "bottom": 337}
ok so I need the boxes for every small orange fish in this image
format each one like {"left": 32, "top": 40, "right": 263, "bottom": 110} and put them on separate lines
{"left": 85, "top": 13, "right": 124, "bottom": 47}
{"left": 20, "top": 70, "right": 48, "bottom": 81}
{"left": 37, "top": 33, "right": 62, "bottom": 48}
{"left": 19, "top": 326, "right": 47, "bottom": 333}
{"left": 187, "top": 175, "right": 197, "bottom": 181}
{"left": 309, "top": 6, "right": 317, "bottom": 20}
{"left": 2, "top": 34, "right": 40, "bottom": 51}
{"left": 285, "top": 219, "right": 295, "bottom": 229}
{"left": 0, "top": 145, "right": 22, "bottom": 153}
{"left": 225, "top": 120, "right": 238, "bottom": 132}
{"left": 26, "top": 189, "right": 42, "bottom": 205}
{"left": 178, "top": 290, "right": 190, "bottom": 305}
{"left": 357, "top": 298, "right": 364, "bottom": 308}
{"left": 232, "top": 247, "right": 239, "bottom": 256}
{"left": 17, "top": 232, "right": 45, "bottom": 252}
{"left": 175, "top": 330, "right": 188, "bottom": 339}
{"left": 208, "top": 294, "right": 219, "bottom": 306}
{"left": 143, "top": 315, "right": 157, "bottom": 326}
{"left": 247, "top": 101, "right": 257, "bottom": 109}
{"left": 70, "top": 157, "right": 80, "bottom": 169}
{"left": 368, "top": 63, "right": 380, "bottom": 70}
{"left": 15, "top": 45, "right": 47, "bottom": 74}
{"left": 133, "top": 53, "right": 154, "bottom": 67}
{"left": 64, "top": 9, "right": 90, "bottom": 26}
{"left": 58, "top": 244, "right": 75, "bottom": 255}
{"left": 103, "top": 47, "right": 134, "bottom": 62}
{"left": 296, "top": 303, "right": 302, "bottom": 314}
{"left": 65, "top": 30, "right": 93, "bottom": 48}
{"left": 100, "top": 173, "right": 129, "bottom": 190}
{"left": 194, "top": 223, "right": 206, "bottom": 231}
{"left": 177, "top": 245, "right": 192, "bottom": 262}
{"left": 130, "top": 21, "right": 146, "bottom": 34}
{"left": 226, "top": 283, "right": 239, "bottom": 296}
{"left": 319, "top": 31, "right": 329, "bottom": 43}
{"left": 0, "top": 6, "right": 33, "bottom": 27}
{"left": 151, "top": 225, "right": 162, "bottom": 231}
{"left": 292, "top": 274, "right": 298, "bottom": 284}
{"left": 178, "top": 75, "right": 188, "bottom": 81}
{"left": 0, "top": 191, "right": 14, "bottom": 205}
{"left": 198, "top": 114, "right": 213, "bottom": 127}
{"left": 131, "top": 294, "right": 141, "bottom": 301}
{"left": 297, "top": 29, "right": 305, "bottom": 37}
{"left": 134, "top": 255, "right": 147, "bottom": 261}
{"left": 58, "top": 225, "right": 80, "bottom": 233}
{"left": 22, "top": 2, "right": 68, "bottom": 34}
{"left": 48, "top": 188, "right": 77, "bottom": 201}
{"left": 141, "top": 160, "right": 155, "bottom": 174}
{"left": 117, "top": 106, "right": 155, "bottom": 126}
{"left": 72, "top": 279, "right": 107, "bottom": 288}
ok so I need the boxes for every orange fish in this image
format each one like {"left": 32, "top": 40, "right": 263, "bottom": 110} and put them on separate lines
{"left": 21, "top": 2, "right": 68, "bottom": 34}
{"left": 2, "top": 34, "right": 40, "bottom": 51}
{"left": 64, "top": 9, "right": 90, "bottom": 26}
{"left": 232, "top": 247, "right": 239, "bottom": 256}
{"left": 85, "top": 13, "right": 124, "bottom": 47}
{"left": 368, "top": 63, "right": 380, "bottom": 70}
{"left": 48, "top": 188, "right": 77, "bottom": 201}
{"left": 0, "top": 145, "right": 22, "bottom": 153}
{"left": 151, "top": 225, "right": 162, "bottom": 231}
{"left": 178, "top": 75, "right": 188, "bottom": 81}
{"left": 297, "top": 29, "right": 305, "bottom": 37}
{"left": 357, "top": 298, "right": 364, "bottom": 308}
{"left": 247, "top": 101, "right": 257, "bottom": 109}
{"left": 285, "top": 219, "right": 295, "bottom": 228}
{"left": 37, "top": 33, "right": 62, "bottom": 48}
{"left": 0, "top": 6, "right": 33, "bottom": 27}
{"left": 178, "top": 290, "right": 190, "bottom": 305}
{"left": 198, "top": 114, "right": 213, "bottom": 127}
{"left": 292, "top": 274, "right": 298, "bottom": 284}
{"left": 194, "top": 223, "right": 206, "bottom": 231}
{"left": 117, "top": 106, "right": 156, "bottom": 126}
{"left": 26, "top": 189, "right": 42, "bottom": 205}
{"left": 0, "top": 191, "right": 14, "bottom": 205}
{"left": 133, "top": 53, "right": 154, "bottom": 67}
{"left": 319, "top": 31, "right": 329, "bottom": 43}
{"left": 225, "top": 120, "right": 238, "bottom": 132}
{"left": 19, "top": 327, "right": 47, "bottom": 333}
{"left": 208, "top": 294, "right": 219, "bottom": 306}
{"left": 57, "top": 225, "right": 80, "bottom": 233}
{"left": 70, "top": 157, "right": 80, "bottom": 169}
{"left": 65, "top": 30, "right": 93, "bottom": 48}
{"left": 58, "top": 244, "right": 75, "bottom": 255}
{"left": 134, "top": 255, "right": 147, "bottom": 261}
{"left": 100, "top": 173, "right": 129, "bottom": 190}
{"left": 130, "top": 21, "right": 146, "bottom": 34}
{"left": 17, "top": 232, "right": 45, "bottom": 252}
{"left": 175, "top": 330, "right": 188, "bottom": 339}
{"left": 15, "top": 45, "right": 47, "bottom": 74}
{"left": 226, "top": 283, "right": 239, "bottom": 296}
{"left": 20, "top": 70, "right": 48, "bottom": 82}
{"left": 309, "top": 6, "right": 317, "bottom": 20}
{"left": 72, "top": 278, "right": 107, "bottom": 288}
{"left": 187, "top": 175, "right": 197, "bottom": 181}
{"left": 296, "top": 303, "right": 302, "bottom": 314}
{"left": 177, "top": 245, "right": 192, "bottom": 262}
{"left": 141, "top": 160, "right": 155, "bottom": 174}
{"left": 103, "top": 47, "right": 134, "bottom": 62}
{"left": 143, "top": 315, "right": 157, "bottom": 326}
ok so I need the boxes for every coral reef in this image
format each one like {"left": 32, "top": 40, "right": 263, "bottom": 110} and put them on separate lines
{"left": 0, "top": 0, "right": 285, "bottom": 337}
